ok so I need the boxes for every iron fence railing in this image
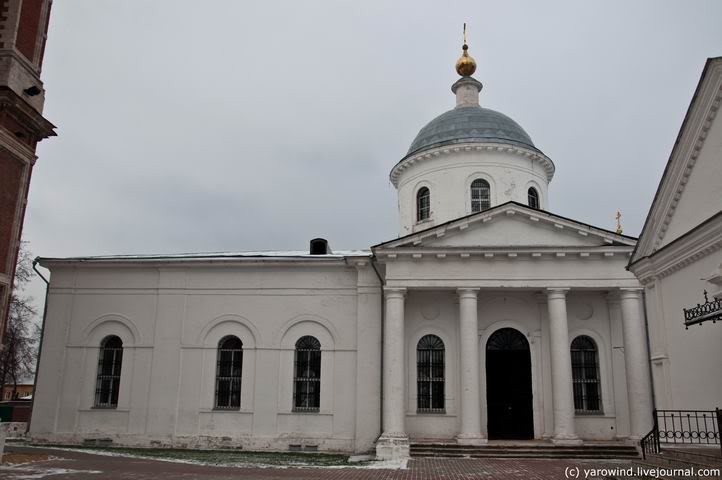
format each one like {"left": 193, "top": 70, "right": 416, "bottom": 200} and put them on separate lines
{"left": 640, "top": 408, "right": 722, "bottom": 459}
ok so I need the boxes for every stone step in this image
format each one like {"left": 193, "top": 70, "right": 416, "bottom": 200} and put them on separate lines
{"left": 409, "top": 443, "right": 640, "bottom": 459}
{"left": 411, "top": 443, "right": 637, "bottom": 450}
{"left": 412, "top": 452, "right": 638, "bottom": 459}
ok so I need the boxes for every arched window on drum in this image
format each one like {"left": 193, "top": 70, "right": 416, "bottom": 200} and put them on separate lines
{"left": 471, "top": 179, "right": 491, "bottom": 212}
{"left": 527, "top": 187, "right": 540, "bottom": 209}
{"left": 416, "top": 187, "right": 431, "bottom": 222}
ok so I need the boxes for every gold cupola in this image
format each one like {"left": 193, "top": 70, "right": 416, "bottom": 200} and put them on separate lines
{"left": 455, "top": 23, "right": 477, "bottom": 77}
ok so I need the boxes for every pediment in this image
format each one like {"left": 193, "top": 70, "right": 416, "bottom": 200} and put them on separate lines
{"left": 374, "top": 202, "right": 636, "bottom": 250}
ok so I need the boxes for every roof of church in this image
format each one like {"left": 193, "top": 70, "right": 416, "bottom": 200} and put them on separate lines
{"left": 406, "top": 105, "right": 539, "bottom": 158}
{"left": 37, "top": 250, "right": 371, "bottom": 264}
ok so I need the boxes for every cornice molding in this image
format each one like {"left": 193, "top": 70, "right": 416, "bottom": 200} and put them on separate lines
{"left": 374, "top": 245, "right": 633, "bottom": 262}
{"left": 388, "top": 142, "right": 555, "bottom": 188}
{"left": 629, "top": 213, "right": 722, "bottom": 284}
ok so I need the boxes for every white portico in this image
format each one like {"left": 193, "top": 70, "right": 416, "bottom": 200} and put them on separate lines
{"left": 372, "top": 202, "right": 653, "bottom": 458}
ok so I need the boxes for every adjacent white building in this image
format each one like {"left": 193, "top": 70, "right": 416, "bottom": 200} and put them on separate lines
{"left": 30, "top": 44, "right": 668, "bottom": 459}
{"left": 628, "top": 57, "right": 722, "bottom": 412}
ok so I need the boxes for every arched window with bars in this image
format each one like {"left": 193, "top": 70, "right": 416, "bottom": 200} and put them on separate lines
{"left": 528, "top": 187, "right": 539, "bottom": 209}
{"left": 416, "top": 187, "right": 430, "bottom": 221}
{"left": 94, "top": 335, "right": 123, "bottom": 408}
{"left": 571, "top": 335, "right": 602, "bottom": 413}
{"left": 471, "top": 179, "right": 491, "bottom": 212}
{"left": 293, "top": 335, "right": 321, "bottom": 412}
{"left": 215, "top": 336, "right": 243, "bottom": 409}
{"left": 416, "top": 334, "right": 445, "bottom": 413}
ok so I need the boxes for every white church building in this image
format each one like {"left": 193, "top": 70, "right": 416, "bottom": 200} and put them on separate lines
{"left": 32, "top": 42, "right": 695, "bottom": 460}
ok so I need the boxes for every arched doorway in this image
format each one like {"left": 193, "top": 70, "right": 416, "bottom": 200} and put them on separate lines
{"left": 486, "top": 327, "right": 533, "bottom": 439}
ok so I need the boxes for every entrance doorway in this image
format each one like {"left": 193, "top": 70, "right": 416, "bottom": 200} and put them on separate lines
{"left": 486, "top": 327, "right": 533, "bottom": 439}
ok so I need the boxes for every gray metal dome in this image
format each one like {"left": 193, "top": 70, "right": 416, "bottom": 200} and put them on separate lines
{"left": 406, "top": 106, "right": 538, "bottom": 157}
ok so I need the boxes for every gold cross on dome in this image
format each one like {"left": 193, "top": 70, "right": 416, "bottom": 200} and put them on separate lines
{"left": 615, "top": 210, "right": 623, "bottom": 235}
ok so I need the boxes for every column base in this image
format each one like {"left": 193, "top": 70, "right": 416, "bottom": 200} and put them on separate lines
{"left": 375, "top": 432, "right": 410, "bottom": 461}
{"left": 456, "top": 433, "right": 487, "bottom": 445}
{"left": 551, "top": 434, "right": 583, "bottom": 446}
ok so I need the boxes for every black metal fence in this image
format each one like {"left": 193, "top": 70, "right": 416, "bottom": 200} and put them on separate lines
{"left": 641, "top": 409, "right": 722, "bottom": 458}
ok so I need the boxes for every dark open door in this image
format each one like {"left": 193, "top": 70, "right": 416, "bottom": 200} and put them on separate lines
{"left": 486, "top": 327, "right": 533, "bottom": 439}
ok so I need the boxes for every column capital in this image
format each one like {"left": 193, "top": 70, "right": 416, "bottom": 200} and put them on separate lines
{"left": 383, "top": 287, "right": 407, "bottom": 298}
{"left": 605, "top": 290, "right": 621, "bottom": 304}
{"left": 456, "top": 287, "right": 480, "bottom": 299}
{"left": 619, "top": 287, "right": 644, "bottom": 300}
{"left": 546, "top": 287, "right": 570, "bottom": 299}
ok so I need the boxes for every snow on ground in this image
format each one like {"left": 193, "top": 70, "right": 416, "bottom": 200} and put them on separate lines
{"left": 20, "top": 445, "right": 409, "bottom": 470}
{"left": 0, "top": 466, "right": 102, "bottom": 479}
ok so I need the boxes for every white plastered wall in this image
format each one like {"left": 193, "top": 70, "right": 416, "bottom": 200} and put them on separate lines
{"left": 30, "top": 262, "right": 383, "bottom": 453}
{"left": 645, "top": 249, "right": 722, "bottom": 411}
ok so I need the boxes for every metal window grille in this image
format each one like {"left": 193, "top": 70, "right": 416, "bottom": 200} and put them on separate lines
{"left": 293, "top": 336, "right": 321, "bottom": 412}
{"left": 94, "top": 336, "right": 123, "bottom": 408}
{"left": 571, "top": 335, "right": 602, "bottom": 414}
{"left": 215, "top": 336, "right": 243, "bottom": 409}
{"left": 528, "top": 187, "right": 539, "bottom": 209}
{"left": 416, "top": 187, "right": 430, "bottom": 221}
{"left": 417, "top": 334, "right": 445, "bottom": 413}
{"left": 471, "top": 179, "right": 490, "bottom": 212}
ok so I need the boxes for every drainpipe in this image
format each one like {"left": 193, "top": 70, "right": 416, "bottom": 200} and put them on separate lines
{"left": 27, "top": 258, "right": 49, "bottom": 434}
{"left": 641, "top": 289, "right": 657, "bottom": 414}
{"left": 370, "top": 256, "right": 385, "bottom": 441}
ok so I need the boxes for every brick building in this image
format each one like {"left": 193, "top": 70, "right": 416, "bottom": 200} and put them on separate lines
{"left": 0, "top": 0, "right": 55, "bottom": 344}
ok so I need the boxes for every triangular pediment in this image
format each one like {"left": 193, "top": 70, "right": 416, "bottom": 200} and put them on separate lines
{"left": 374, "top": 202, "right": 636, "bottom": 250}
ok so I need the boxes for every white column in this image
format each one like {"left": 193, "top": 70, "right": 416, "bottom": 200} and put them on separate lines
{"left": 456, "top": 288, "right": 485, "bottom": 445}
{"left": 620, "top": 287, "right": 654, "bottom": 439}
{"left": 376, "top": 287, "right": 409, "bottom": 460}
{"left": 546, "top": 288, "right": 581, "bottom": 445}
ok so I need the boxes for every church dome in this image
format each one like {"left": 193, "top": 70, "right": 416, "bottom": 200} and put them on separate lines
{"left": 406, "top": 105, "right": 538, "bottom": 158}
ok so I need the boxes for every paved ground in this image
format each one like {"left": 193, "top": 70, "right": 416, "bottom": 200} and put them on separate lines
{"left": 0, "top": 446, "right": 634, "bottom": 479}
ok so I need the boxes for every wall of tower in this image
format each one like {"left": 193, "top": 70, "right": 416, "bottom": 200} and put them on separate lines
{"left": 396, "top": 148, "right": 551, "bottom": 235}
{"left": 0, "top": 0, "right": 54, "bottom": 343}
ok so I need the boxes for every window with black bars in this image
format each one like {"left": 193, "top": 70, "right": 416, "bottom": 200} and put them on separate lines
{"left": 215, "top": 336, "right": 243, "bottom": 409}
{"left": 471, "top": 179, "right": 490, "bottom": 212}
{"left": 416, "top": 187, "right": 430, "bottom": 221}
{"left": 94, "top": 336, "right": 123, "bottom": 408}
{"left": 571, "top": 335, "right": 602, "bottom": 414}
{"left": 293, "top": 336, "right": 321, "bottom": 412}
{"left": 416, "top": 334, "right": 445, "bottom": 413}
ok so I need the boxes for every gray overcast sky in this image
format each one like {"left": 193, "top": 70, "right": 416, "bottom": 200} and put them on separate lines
{"left": 23, "top": 0, "right": 722, "bottom": 267}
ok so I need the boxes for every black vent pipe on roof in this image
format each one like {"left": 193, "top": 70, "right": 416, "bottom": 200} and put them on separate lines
{"left": 309, "top": 238, "right": 329, "bottom": 255}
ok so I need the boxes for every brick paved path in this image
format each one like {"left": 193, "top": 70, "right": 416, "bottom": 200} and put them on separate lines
{"left": 1, "top": 446, "right": 633, "bottom": 479}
